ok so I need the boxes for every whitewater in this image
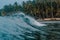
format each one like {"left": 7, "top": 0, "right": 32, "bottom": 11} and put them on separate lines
{"left": 0, "top": 12, "right": 48, "bottom": 40}
{"left": 0, "top": 12, "right": 60, "bottom": 40}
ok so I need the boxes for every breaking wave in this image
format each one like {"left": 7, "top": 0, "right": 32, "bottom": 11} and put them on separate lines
{"left": 0, "top": 12, "right": 60, "bottom": 40}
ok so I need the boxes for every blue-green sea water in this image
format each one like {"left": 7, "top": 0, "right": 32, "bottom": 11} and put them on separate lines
{"left": 0, "top": 12, "right": 60, "bottom": 40}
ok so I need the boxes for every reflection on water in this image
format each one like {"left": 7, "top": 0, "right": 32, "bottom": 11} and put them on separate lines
{"left": 24, "top": 23, "right": 60, "bottom": 40}
{"left": 44, "top": 23, "right": 60, "bottom": 40}
{"left": 0, "top": 12, "right": 60, "bottom": 40}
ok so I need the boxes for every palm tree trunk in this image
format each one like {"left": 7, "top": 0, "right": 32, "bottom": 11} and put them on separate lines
{"left": 44, "top": 0, "right": 49, "bottom": 18}
{"left": 57, "top": 0, "right": 59, "bottom": 18}
{"left": 51, "top": 0, "right": 54, "bottom": 18}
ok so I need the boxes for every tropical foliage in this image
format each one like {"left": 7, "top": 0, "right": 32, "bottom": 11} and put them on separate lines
{"left": 0, "top": 0, "right": 60, "bottom": 19}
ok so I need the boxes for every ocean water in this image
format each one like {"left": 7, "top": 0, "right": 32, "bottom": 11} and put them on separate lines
{"left": 0, "top": 12, "right": 60, "bottom": 40}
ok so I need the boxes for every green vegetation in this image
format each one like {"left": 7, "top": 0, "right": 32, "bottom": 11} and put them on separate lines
{"left": 22, "top": 0, "right": 60, "bottom": 19}
{"left": 0, "top": 0, "right": 60, "bottom": 19}
{"left": 0, "top": 2, "right": 22, "bottom": 16}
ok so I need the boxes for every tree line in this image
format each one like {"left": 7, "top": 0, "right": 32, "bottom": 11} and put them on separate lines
{"left": 22, "top": 0, "right": 60, "bottom": 19}
{"left": 0, "top": 0, "right": 60, "bottom": 19}
{"left": 0, "top": 2, "right": 22, "bottom": 16}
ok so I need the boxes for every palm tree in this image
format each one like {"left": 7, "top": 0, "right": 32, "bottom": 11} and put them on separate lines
{"left": 51, "top": 0, "right": 54, "bottom": 18}
{"left": 57, "top": 0, "right": 60, "bottom": 18}
{"left": 44, "top": 0, "right": 49, "bottom": 18}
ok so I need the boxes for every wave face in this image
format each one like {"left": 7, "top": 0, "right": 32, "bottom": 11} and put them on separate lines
{"left": 0, "top": 12, "right": 60, "bottom": 40}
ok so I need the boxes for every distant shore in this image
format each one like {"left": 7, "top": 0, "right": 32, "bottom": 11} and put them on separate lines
{"left": 37, "top": 18, "right": 60, "bottom": 23}
{"left": 38, "top": 21, "right": 60, "bottom": 23}
{"left": 37, "top": 18, "right": 60, "bottom": 21}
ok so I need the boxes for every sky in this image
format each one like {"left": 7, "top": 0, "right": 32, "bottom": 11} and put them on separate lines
{"left": 0, "top": 0, "right": 29, "bottom": 9}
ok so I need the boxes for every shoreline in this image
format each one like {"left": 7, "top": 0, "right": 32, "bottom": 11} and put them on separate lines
{"left": 37, "top": 18, "right": 60, "bottom": 23}
{"left": 38, "top": 21, "right": 60, "bottom": 23}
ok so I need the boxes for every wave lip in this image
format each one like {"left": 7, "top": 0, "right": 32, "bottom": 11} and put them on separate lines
{"left": 0, "top": 12, "right": 46, "bottom": 40}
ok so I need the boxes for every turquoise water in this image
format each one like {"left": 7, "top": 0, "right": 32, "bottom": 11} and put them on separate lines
{"left": 0, "top": 12, "right": 60, "bottom": 40}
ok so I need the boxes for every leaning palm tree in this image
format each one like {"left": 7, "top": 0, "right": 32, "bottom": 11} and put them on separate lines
{"left": 51, "top": 0, "right": 54, "bottom": 18}
{"left": 44, "top": 0, "right": 49, "bottom": 18}
{"left": 56, "top": 0, "right": 59, "bottom": 18}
